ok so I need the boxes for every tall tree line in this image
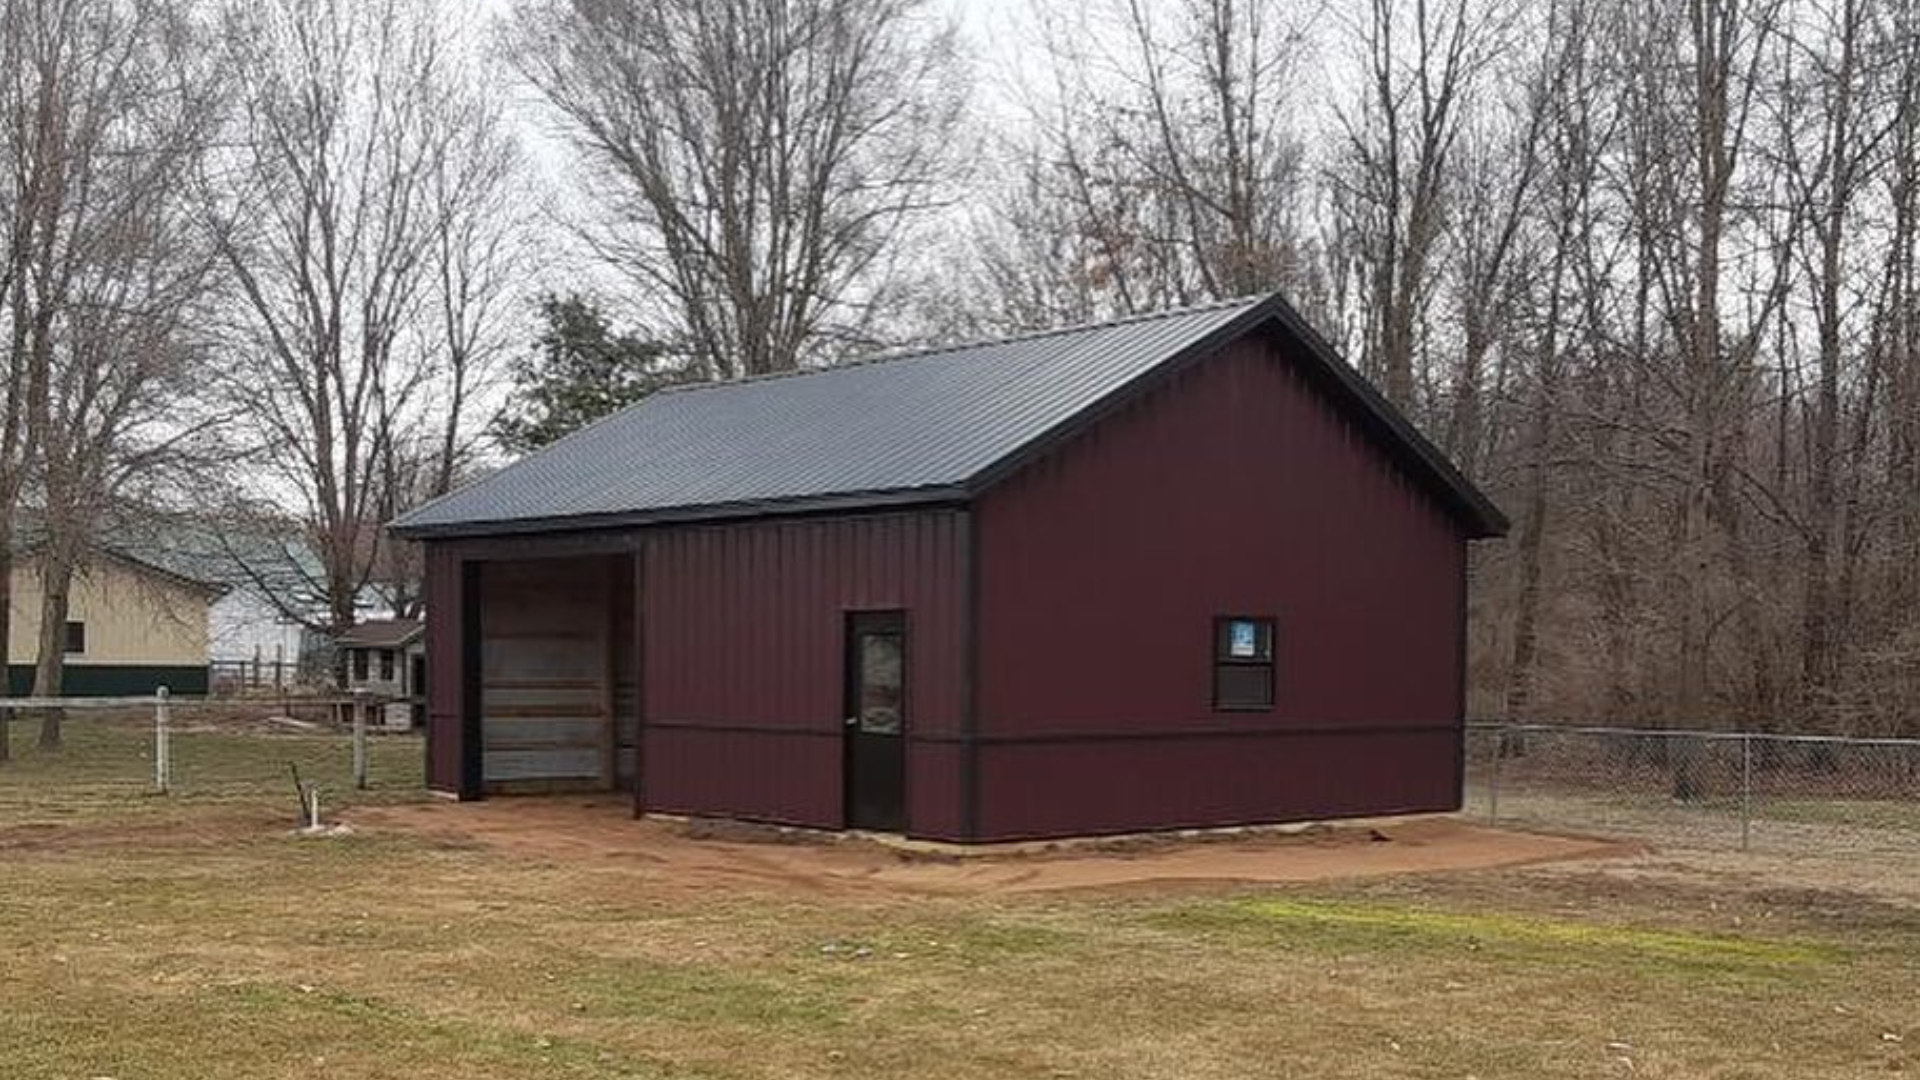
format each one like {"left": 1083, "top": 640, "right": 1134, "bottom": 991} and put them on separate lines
{"left": 0, "top": 0, "right": 226, "bottom": 750}
{"left": 973, "top": 0, "right": 1920, "bottom": 737}
{"left": 205, "top": 0, "right": 527, "bottom": 632}
{"left": 0, "top": 0, "right": 526, "bottom": 749}
{"left": 8, "top": 0, "right": 1920, "bottom": 741}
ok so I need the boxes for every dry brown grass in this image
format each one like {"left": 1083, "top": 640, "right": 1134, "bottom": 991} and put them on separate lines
{"left": 1, "top": 743, "right": 1915, "bottom": 1079}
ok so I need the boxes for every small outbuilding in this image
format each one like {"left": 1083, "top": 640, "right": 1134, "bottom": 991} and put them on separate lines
{"left": 335, "top": 618, "right": 426, "bottom": 730}
{"left": 392, "top": 294, "right": 1506, "bottom": 841}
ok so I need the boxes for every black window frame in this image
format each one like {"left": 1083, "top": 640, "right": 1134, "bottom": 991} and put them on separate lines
{"left": 379, "top": 648, "right": 396, "bottom": 681}
{"left": 63, "top": 620, "right": 86, "bottom": 656}
{"left": 352, "top": 648, "right": 369, "bottom": 682}
{"left": 1212, "top": 615, "right": 1276, "bottom": 712}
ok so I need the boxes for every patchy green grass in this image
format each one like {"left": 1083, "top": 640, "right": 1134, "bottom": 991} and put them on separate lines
{"left": 1757, "top": 797, "right": 1920, "bottom": 829}
{"left": 1223, "top": 896, "right": 1840, "bottom": 967}
{"left": 0, "top": 730, "right": 1914, "bottom": 1079}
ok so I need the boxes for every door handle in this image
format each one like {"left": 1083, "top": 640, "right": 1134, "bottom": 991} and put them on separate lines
{"left": 844, "top": 716, "right": 859, "bottom": 728}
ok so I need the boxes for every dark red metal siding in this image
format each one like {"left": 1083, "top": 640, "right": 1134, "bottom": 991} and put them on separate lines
{"left": 422, "top": 543, "right": 466, "bottom": 795}
{"left": 974, "top": 335, "right": 1469, "bottom": 839}
{"left": 641, "top": 511, "right": 968, "bottom": 837}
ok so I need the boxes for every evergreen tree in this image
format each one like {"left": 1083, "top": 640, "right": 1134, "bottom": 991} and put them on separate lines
{"left": 492, "top": 295, "right": 683, "bottom": 453}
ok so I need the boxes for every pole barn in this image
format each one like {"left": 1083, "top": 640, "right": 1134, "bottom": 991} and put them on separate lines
{"left": 392, "top": 294, "right": 1507, "bottom": 842}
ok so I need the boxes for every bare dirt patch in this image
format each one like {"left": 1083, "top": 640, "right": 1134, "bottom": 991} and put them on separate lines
{"left": 347, "top": 797, "right": 1634, "bottom": 897}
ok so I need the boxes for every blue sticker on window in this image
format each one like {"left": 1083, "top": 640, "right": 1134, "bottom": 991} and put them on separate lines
{"left": 1229, "top": 620, "right": 1259, "bottom": 658}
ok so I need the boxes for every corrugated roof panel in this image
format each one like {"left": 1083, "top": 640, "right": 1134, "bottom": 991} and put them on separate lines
{"left": 395, "top": 296, "right": 1268, "bottom": 533}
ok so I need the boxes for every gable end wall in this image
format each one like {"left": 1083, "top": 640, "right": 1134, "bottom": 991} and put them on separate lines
{"left": 973, "top": 333, "right": 1469, "bottom": 840}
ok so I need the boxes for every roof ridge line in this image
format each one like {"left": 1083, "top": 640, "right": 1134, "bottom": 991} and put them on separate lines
{"left": 654, "top": 292, "right": 1275, "bottom": 398}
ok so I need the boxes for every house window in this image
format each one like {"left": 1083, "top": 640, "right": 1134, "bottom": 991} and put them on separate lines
{"left": 352, "top": 649, "right": 369, "bottom": 682}
{"left": 379, "top": 649, "right": 395, "bottom": 681}
{"left": 1213, "top": 616, "right": 1275, "bottom": 711}
{"left": 64, "top": 621, "right": 86, "bottom": 655}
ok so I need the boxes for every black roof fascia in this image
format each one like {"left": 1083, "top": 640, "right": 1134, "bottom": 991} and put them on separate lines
{"left": 389, "top": 484, "right": 972, "bottom": 541}
{"left": 1262, "top": 295, "right": 1509, "bottom": 538}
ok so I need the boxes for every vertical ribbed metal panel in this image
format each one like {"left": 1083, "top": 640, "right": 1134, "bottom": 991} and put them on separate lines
{"left": 973, "top": 335, "right": 1471, "bottom": 839}
{"left": 641, "top": 509, "right": 967, "bottom": 834}
{"left": 612, "top": 555, "right": 639, "bottom": 788}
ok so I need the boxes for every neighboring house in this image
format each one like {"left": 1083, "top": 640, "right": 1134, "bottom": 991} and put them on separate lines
{"left": 393, "top": 294, "right": 1507, "bottom": 841}
{"left": 160, "top": 526, "right": 327, "bottom": 665}
{"left": 207, "top": 587, "right": 314, "bottom": 681}
{"left": 113, "top": 517, "right": 332, "bottom": 686}
{"left": 335, "top": 619, "right": 425, "bottom": 730}
{"left": 6, "top": 547, "right": 226, "bottom": 697}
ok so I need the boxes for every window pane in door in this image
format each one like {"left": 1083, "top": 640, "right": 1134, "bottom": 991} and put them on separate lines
{"left": 858, "top": 634, "right": 903, "bottom": 734}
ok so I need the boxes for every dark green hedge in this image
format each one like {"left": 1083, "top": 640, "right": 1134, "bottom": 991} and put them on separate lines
{"left": 5, "top": 665, "right": 210, "bottom": 697}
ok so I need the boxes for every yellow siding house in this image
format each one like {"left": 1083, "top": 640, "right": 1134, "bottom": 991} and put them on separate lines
{"left": 6, "top": 550, "right": 224, "bottom": 696}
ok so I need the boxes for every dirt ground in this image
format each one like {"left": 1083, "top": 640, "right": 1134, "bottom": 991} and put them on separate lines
{"left": 347, "top": 797, "right": 1635, "bottom": 896}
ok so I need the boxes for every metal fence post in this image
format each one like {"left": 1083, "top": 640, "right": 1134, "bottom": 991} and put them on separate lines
{"left": 1488, "top": 724, "right": 1502, "bottom": 825}
{"left": 352, "top": 692, "right": 368, "bottom": 791}
{"left": 1740, "top": 732, "right": 1753, "bottom": 852}
{"left": 154, "top": 686, "right": 171, "bottom": 795}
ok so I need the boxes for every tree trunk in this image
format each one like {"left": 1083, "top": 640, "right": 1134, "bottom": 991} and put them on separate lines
{"left": 1713, "top": 467, "right": 1773, "bottom": 725}
{"left": 32, "top": 551, "right": 73, "bottom": 748}
{"left": 1801, "top": 2, "right": 1857, "bottom": 730}
{"left": 0, "top": 532, "right": 12, "bottom": 764}
{"left": 1502, "top": 241, "right": 1570, "bottom": 742}
{"left": 1449, "top": 317, "right": 1489, "bottom": 475}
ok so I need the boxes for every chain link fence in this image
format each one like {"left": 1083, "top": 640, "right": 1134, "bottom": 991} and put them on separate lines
{"left": 1465, "top": 722, "right": 1920, "bottom": 858}
{"left": 0, "top": 692, "right": 425, "bottom": 820}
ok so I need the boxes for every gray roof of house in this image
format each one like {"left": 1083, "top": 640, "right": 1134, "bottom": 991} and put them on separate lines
{"left": 394, "top": 293, "right": 1506, "bottom": 539}
{"left": 334, "top": 619, "right": 424, "bottom": 649}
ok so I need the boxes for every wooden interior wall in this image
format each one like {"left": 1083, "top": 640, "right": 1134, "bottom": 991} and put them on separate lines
{"left": 479, "top": 556, "right": 615, "bottom": 792}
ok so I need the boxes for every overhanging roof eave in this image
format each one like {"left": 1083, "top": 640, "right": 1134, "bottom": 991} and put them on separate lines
{"left": 388, "top": 484, "right": 973, "bottom": 542}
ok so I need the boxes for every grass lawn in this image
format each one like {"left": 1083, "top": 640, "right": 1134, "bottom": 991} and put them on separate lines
{"left": 0, "top": 712, "right": 426, "bottom": 817}
{"left": 1, "top": 725, "right": 1915, "bottom": 1079}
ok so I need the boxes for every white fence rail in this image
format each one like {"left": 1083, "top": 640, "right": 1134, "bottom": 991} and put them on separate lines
{"left": 0, "top": 689, "right": 421, "bottom": 804}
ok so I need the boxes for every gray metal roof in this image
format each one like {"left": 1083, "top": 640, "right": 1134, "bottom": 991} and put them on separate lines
{"left": 394, "top": 293, "right": 1506, "bottom": 539}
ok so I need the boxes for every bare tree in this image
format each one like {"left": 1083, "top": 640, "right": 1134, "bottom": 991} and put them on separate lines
{"left": 1659, "top": 0, "right": 1790, "bottom": 733}
{"left": 0, "top": 0, "right": 220, "bottom": 747}
{"left": 1878, "top": 1, "right": 1920, "bottom": 693}
{"left": 1330, "top": 0, "right": 1517, "bottom": 413}
{"left": 208, "top": 0, "right": 520, "bottom": 635}
{"left": 0, "top": 0, "right": 33, "bottom": 760}
{"left": 1439, "top": 40, "right": 1555, "bottom": 475}
{"left": 424, "top": 78, "right": 528, "bottom": 500}
{"left": 975, "top": 0, "right": 1324, "bottom": 330}
{"left": 511, "top": 0, "right": 967, "bottom": 377}
{"left": 947, "top": 0, "right": 1920, "bottom": 740}
{"left": 1495, "top": 0, "right": 1600, "bottom": 730}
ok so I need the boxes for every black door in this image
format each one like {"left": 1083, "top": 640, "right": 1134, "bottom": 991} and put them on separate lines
{"left": 844, "top": 612, "right": 907, "bottom": 832}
